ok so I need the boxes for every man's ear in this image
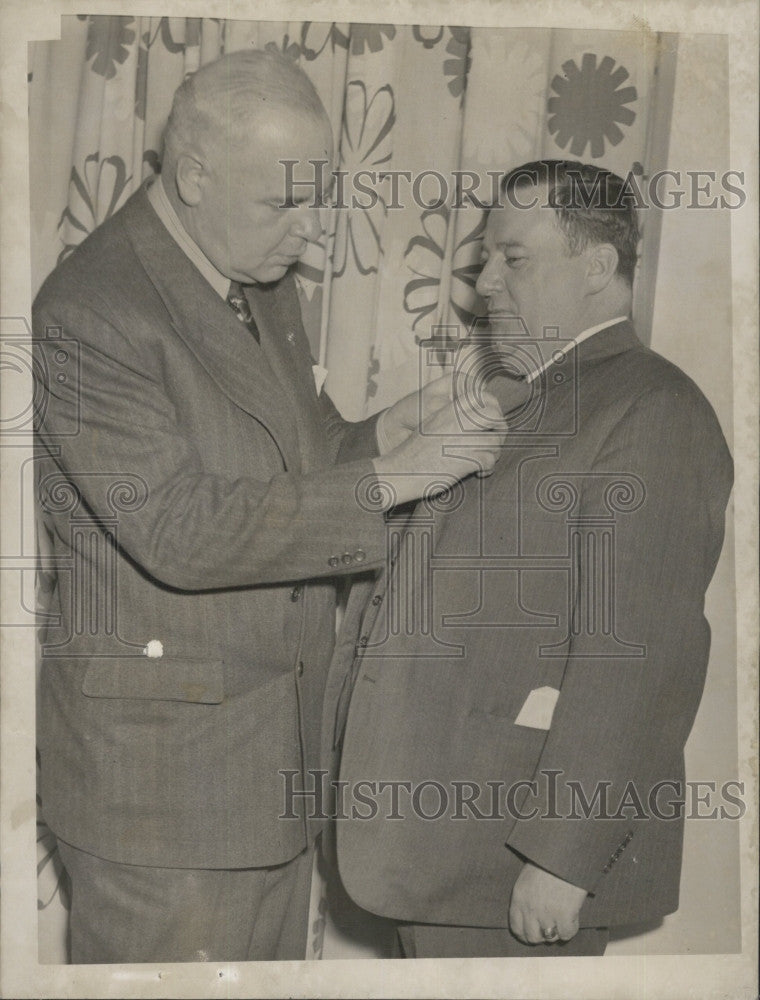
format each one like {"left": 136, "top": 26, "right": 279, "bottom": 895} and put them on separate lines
{"left": 586, "top": 243, "right": 619, "bottom": 293}
{"left": 175, "top": 153, "right": 205, "bottom": 207}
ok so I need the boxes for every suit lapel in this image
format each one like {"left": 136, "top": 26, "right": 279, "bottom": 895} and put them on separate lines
{"left": 542, "top": 320, "right": 640, "bottom": 396}
{"left": 494, "top": 320, "right": 641, "bottom": 427}
{"left": 122, "top": 187, "right": 302, "bottom": 469}
{"left": 247, "top": 277, "right": 330, "bottom": 474}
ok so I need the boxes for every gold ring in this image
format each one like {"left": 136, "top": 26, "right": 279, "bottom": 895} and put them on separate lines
{"left": 541, "top": 925, "right": 560, "bottom": 942}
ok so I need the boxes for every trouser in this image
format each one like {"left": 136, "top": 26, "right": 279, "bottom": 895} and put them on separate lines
{"left": 395, "top": 922, "right": 609, "bottom": 958}
{"left": 56, "top": 839, "right": 315, "bottom": 964}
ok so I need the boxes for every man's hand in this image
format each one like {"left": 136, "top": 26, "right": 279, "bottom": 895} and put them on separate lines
{"left": 371, "top": 390, "right": 508, "bottom": 508}
{"left": 508, "top": 861, "right": 588, "bottom": 945}
{"left": 378, "top": 370, "right": 531, "bottom": 456}
{"left": 378, "top": 375, "right": 454, "bottom": 454}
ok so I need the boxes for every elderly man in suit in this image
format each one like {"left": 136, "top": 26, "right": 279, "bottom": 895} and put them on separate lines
{"left": 333, "top": 159, "right": 733, "bottom": 957}
{"left": 32, "top": 50, "right": 507, "bottom": 964}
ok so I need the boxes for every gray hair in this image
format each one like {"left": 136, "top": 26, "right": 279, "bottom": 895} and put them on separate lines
{"left": 162, "top": 49, "right": 328, "bottom": 164}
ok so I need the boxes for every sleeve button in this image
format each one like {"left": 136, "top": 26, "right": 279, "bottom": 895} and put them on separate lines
{"left": 328, "top": 556, "right": 339, "bottom": 567}
{"left": 354, "top": 549, "right": 366, "bottom": 563}
{"left": 341, "top": 552, "right": 353, "bottom": 565}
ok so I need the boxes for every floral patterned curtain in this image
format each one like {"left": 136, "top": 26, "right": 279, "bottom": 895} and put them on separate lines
{"left": 30, "top": 17, "right": 664, "bottom": 417}
{"left": 29, "top": 16, "right": 669, "bottom": 960}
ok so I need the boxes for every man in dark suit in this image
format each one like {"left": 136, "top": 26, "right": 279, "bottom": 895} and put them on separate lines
{"left": 32, "top": 50, "right": 507, "bottom": 964}
{"left": 333, "top": 160, "right": 734, "bottom": 957}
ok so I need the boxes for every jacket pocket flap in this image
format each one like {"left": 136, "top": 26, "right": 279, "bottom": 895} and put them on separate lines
{"left": 82, "top": 657, "right": 224, "bottom": 704}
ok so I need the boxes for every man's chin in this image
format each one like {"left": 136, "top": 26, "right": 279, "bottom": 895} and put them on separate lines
{"left": 248, "top": 262, "right": 293, "bottom": 285}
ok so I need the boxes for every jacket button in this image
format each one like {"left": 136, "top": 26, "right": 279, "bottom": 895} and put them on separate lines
{"left": 341, "top": 552, "right": 353, "bottom": 565}
{"left": 354, "top": 549, "right": 366, "bottom": 563}
{"left": 359, "top": 635, "right": 369, "bottom": 647}
{"left": 371, "top": 594, "right": 383, "bottom": 606}
{"left": 296, "top": 661, "right": 304, "bottom": 676}
{"left": 328, "top": 556, "right": 339, "bottom": 567}
{"left": 290, "top": 585, "right": 302, "bottom": 601}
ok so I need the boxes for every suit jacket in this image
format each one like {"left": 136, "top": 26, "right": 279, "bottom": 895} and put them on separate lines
{"left": 33, "top": 185, "right": 387, "bottom": 869}
{"left": 334, "top": 321, "right": 733, "bottom": 928}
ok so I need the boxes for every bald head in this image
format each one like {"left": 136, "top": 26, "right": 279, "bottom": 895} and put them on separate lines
{"left": 163, "top": 49, "right": 329, "bottom": 167}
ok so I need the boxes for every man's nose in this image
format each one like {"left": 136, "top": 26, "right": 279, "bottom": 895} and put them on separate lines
{"left": 476, "top": 256, "right": 506, "bottom": 298}
{"left": 291, "top": 204, "right": 322, "bottom": 243}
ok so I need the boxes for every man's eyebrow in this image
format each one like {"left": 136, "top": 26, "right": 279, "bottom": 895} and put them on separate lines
{"left": 494, "top": 240, "right": 527, "bottom": 251}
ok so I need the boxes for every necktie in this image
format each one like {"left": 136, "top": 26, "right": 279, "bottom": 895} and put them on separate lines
{"left": 226, "top": 281, "right": 260, "bottom": 343}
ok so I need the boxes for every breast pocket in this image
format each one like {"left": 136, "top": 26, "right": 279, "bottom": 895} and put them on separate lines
{"left": 82, "top": 656, "right": 223, "bottom": 704}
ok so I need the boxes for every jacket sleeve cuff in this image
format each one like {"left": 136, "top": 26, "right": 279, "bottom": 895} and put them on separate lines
{"left": 506, "top": 813, "right": 636, "bottom": 895}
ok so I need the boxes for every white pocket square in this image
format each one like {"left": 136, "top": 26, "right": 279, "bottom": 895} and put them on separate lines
{"left": 514, "top": 686, "right": 560, "bottom": 730}
{"left": 312, "top": 364, "right": 328, "bottom": 396}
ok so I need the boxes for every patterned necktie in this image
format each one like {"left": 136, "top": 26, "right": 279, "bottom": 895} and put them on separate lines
{"left": 226, "top": 281, "right": 260, "bottom": 343}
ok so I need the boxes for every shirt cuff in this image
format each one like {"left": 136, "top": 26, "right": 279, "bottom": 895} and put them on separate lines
{"left": 374, "top": 407, "right": 394, "bottom": 455}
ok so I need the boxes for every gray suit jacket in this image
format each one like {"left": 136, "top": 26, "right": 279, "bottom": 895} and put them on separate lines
{"left": 334, "top": 322, "right": 733, "bottom": 928}
{"left": 34, "top": 185, "right": 386, "bottom": 869}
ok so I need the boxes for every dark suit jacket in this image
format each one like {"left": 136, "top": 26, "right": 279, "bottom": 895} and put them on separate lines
{"left": 334, "top": 321, "right": 733, "bottom": 928}
{"left": 33, "top": 185, "right": 387, "bottom": 869}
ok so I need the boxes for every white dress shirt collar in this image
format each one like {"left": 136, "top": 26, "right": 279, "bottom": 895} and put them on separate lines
{"left": 147, "top": 176, "right": 231, "bottom": 301}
